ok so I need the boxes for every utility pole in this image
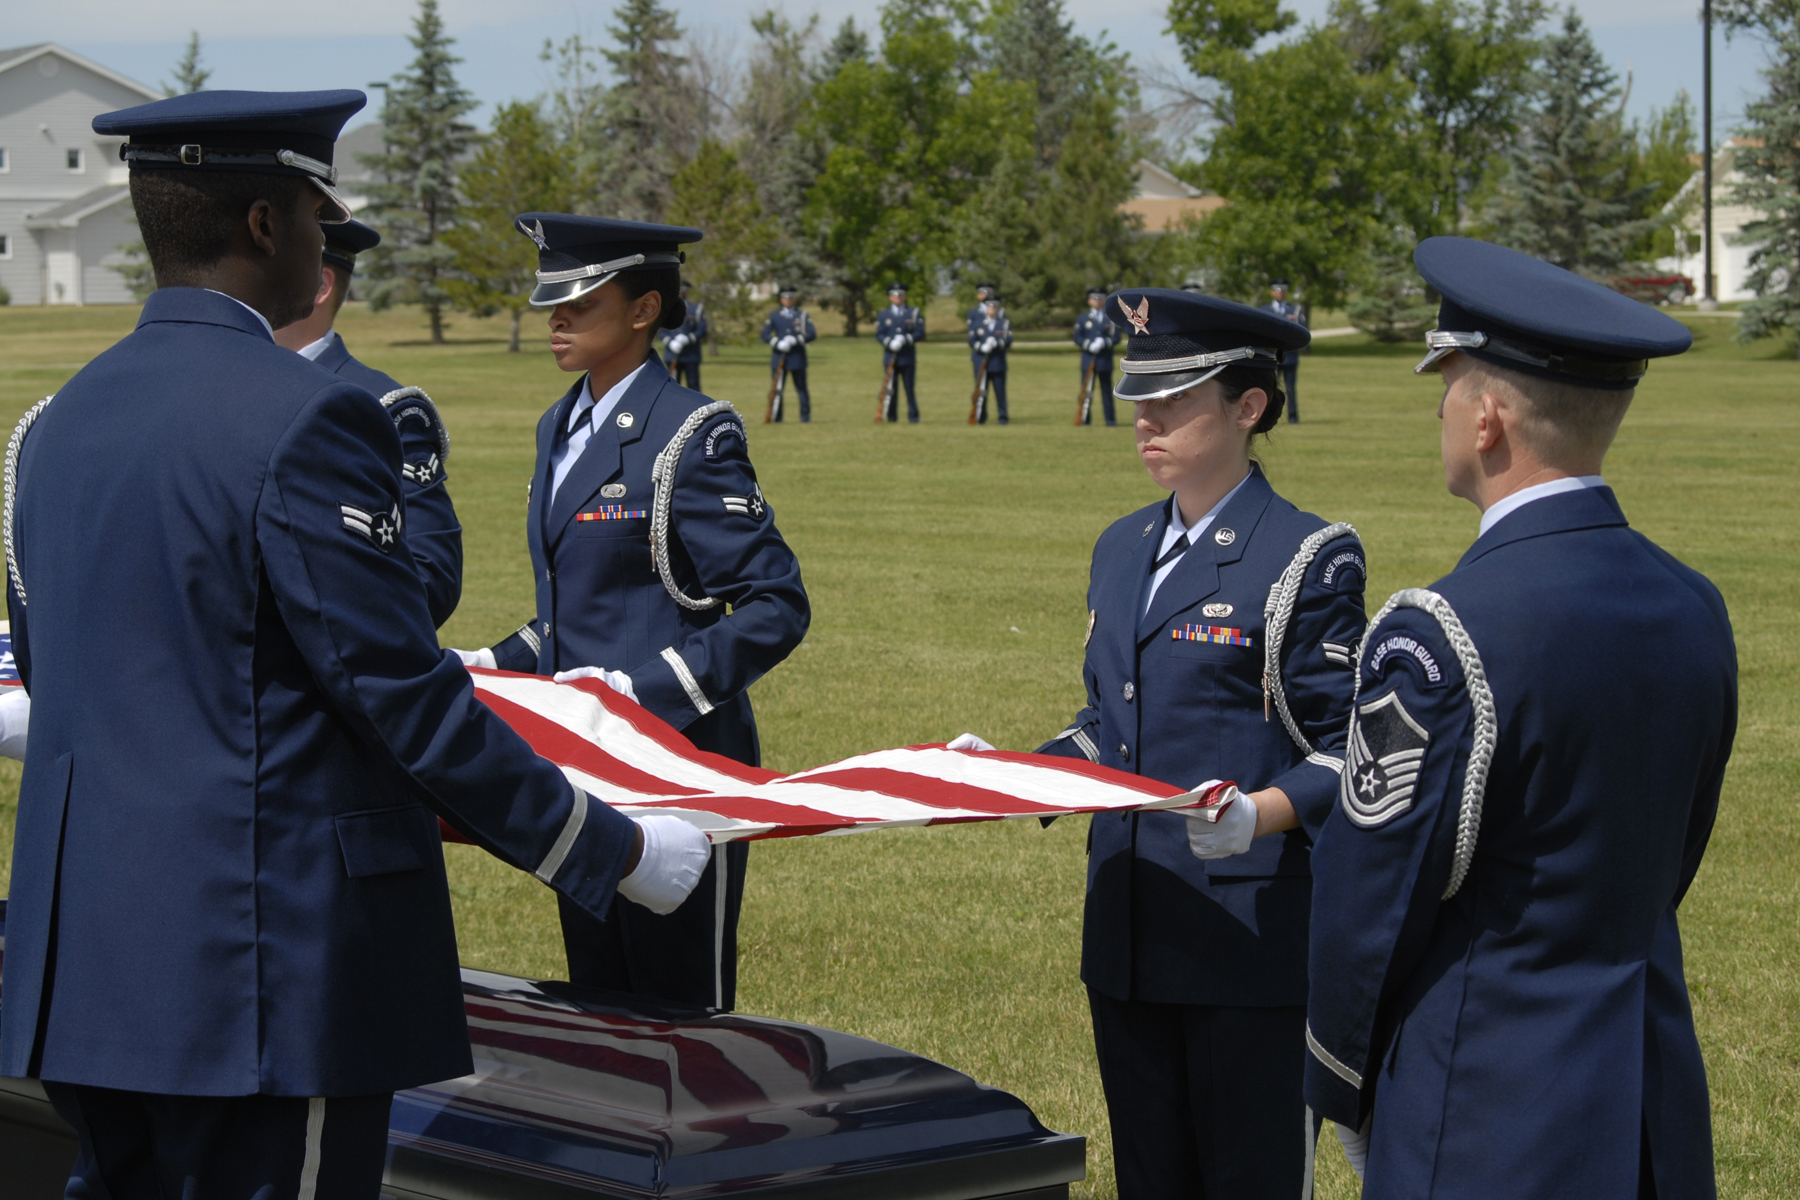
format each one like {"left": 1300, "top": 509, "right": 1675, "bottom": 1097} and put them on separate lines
{"left": 1700, "top": 0, "right": 1718, "bottom": 310}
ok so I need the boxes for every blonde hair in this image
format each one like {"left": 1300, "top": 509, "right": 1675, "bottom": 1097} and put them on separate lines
{"left": 1463, "top": 360, "right": 1634, "bottom": 467}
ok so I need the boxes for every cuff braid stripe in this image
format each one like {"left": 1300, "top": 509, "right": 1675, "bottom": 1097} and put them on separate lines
{"left": 1306, "top": 1021, "right": 1363, "bottom": 1089}
{"left": 533, "top": 781, "right": 588, "bottom": 883}
{"left": 661, "top": 646, "right": 715, "bottom": 716}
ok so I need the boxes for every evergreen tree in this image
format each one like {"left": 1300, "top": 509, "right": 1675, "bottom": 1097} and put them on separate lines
{"left": 739, "top": 11, "right": 828, "bottom": 291}
{"left": 440, "top": 102, "right": 570, "bottom": 352}
{"left": 1625, "top": 91, "right": 1699, "bottom": 260}
{"left": 1723, "top": 0, "right": 1800, "bottom": 352}
{"left": 162, "top": 31, "right": 211, "bottom": 96}
{"left": 1486, "top": 10, "right": 1658, "bottom": 276}
{"left": 665, "top": 141, "right": 779, "bottom": 342}
{"left": 597, "top": 0, "right": 705, "bottom": 221}
{"left": 358, "top": 0, "right": 479, "bottom": 344}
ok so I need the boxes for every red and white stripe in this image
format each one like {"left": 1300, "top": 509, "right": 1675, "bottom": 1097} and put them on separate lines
{"left": 468, "top": 669, "right": 1227, "bottom": 843}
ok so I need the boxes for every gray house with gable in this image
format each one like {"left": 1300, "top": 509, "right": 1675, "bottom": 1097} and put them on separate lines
{"left": 0, "top": 43, "right": 160, "bottom": 305}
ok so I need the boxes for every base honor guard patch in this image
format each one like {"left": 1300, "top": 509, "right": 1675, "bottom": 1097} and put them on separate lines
{"left": 577, "top": 505, "right": 647, "bottom": 522}
{"left": 1173, "top": 624, "right": 1252, "bottom": 647}
{"left": 1341, "top": 691, "right": 1430, "bottom": 827}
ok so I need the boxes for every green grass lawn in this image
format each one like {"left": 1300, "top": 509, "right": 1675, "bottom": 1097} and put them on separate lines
{"left": 1, "top": 300, "right": 1796, "bottom": 1197}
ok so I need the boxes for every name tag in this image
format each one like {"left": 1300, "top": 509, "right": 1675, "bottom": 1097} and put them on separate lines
{"left": 1173, "top": 624, "right": 1253, "bottom": 647}
{"left": 577, "top": 506, "right": 647, "bottom": 522}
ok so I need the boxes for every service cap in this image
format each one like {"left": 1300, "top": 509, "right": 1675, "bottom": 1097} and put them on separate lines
{"left": 515, "top": 213, "right": 700, "bottom": 307}
{"left": 1109, "top": 287, "right": 1308, "bottom": 402}
{"left": 1086, "top": 286, "right": 1107, "bottom": 299}
{"left": 777, "top": 283, "right": 800, "bottom": 298}
{"left": 93, "top": 89, "right": 365, "bottom": 223}
{"left": 1413, "top": 237, "right": 1691, "bottom": 389}
{"left": 886, "top": 281, "right": 907, "bottom": 294}
{"left": 974, "top": 282, "right": 996, "bottom": 297}
{"left": 322, "top": 219, "right": 379, "bottom": 273}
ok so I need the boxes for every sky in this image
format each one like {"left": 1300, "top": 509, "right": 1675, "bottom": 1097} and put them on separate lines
{"left": 12, "top": 0, "right": 1775, "bottom": 141}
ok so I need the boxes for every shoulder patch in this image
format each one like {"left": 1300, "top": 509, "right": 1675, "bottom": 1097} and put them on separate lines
{"left": 1366, "top": 632, "right": 1446, "bottom": 688}
{"left": 703, "top": 417, "right": 747, "bottom": 460}
{"left": 1341, "top": 691, "right": 1430, "bottom": 827}
{"left": 1319, "top": 547, "right": 1366, "bottom": 591}
{"left": 343, "top": 501, "right": 402, "bottom": 553}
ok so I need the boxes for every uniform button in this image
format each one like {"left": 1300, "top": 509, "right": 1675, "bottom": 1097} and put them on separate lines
{"left": 1123, "top": 682, "right": 1135, "bottom": 702}
{"left": 1119, "top": 744, "right": 1130, "bottom": 762}
{"left": 542, "top": 623, "right": 551, "bottom": 636}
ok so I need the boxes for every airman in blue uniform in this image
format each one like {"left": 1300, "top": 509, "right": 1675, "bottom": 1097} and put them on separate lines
{"left": 966, "top": 281, "right": 997, "bottom": 333}
{"left": 659, "top": 281, "right": 708, "bottom": 391}
{"left": 1265, "top": 279, "right": 1306, "bottom": 423}
{"left": 760, "top": 285, "right": 817, "bottom": 422}
{"left": 961, "top": 289, "right": 1362, "bottom": 1197}
{"left": 968, "top": 296, "right": 1013, "bottom": 424}
{"left": 1300, "top": 238, "right": 1728, "bottom": 1199}
{"left": 459, "top": 215, "right": 810, "bottom": 1013}
{"left": 3, "top": 89, "right": 706, "bottom": 1200}
{"left": 273, "top": 217, "right": 462, "bottom": 626}
{"left": 874, "top": 282, "right": 925, "bottom": 423}
{"left": 1073, "top": 286, "right": 1120, "bottom": 426}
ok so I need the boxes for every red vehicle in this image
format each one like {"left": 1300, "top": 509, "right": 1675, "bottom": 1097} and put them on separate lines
{"left": 1604, "top": 273, "right": 1695, "bottom": 305}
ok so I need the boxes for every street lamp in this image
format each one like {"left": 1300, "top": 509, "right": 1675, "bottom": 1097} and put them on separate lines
{"left": 1700, "top": 0, "right": 1718, "bottom": 310}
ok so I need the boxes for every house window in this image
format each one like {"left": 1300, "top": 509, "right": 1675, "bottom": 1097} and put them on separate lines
{"left": 0, "top": 234, "right": 11, "bottom": 259}
{"left": 0, "top": 148, "right": 10, "bottom": 172}
{"left": 67, "top": 147, "right": 84, "bottom": 172}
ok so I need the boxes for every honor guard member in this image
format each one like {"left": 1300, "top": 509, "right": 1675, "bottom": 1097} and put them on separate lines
{"left": 967, "top": 280, "right": 997, "bottom": 332}
{"left": 1302, "top": 239, "right": 1730, "bottom": 1199}
{"left": 273, "top": 217, "right": 462, "bottom": 626}
{"left": 969, "top": 295, "right": 1014, "bottom": 424}
{"left": 875, "top": 282, "right": 925, "bottom": 422}
{"left": 659, "top": 280, "right": 708, "bottom": 390}
{"left": 760, "top": 284, "right": 817, "bottom": 422}
{"left": 954, "top": 288, "right": 1364, "bottom": 1198}
{"left": 456, "top": 214, "right": 810, "bottom": 1012}
{"left": 1073, "top": 286, "right": 1122, "bottom": 426}
{"left": 5, "top": 90, "right": 707, "bottom": 1200}
{"left": 1266, "top": 279, "right": 1305, "bottom": 423}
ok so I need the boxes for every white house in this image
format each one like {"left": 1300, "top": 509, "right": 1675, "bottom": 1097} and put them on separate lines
{"left": 0, "top": 43, "right": 160, "bottom": 306}
{"left": 1657, "top": 141, "right": 1761, "bottom": 304}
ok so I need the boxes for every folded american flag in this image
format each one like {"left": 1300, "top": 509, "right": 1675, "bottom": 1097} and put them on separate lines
{"left": 467, "top": 669, "right": 1231, "bottom": 843}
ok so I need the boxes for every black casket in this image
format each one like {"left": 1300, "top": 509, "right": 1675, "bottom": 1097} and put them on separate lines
{"left": 0, "top": 902, "right": 1084, "bottom": 1198}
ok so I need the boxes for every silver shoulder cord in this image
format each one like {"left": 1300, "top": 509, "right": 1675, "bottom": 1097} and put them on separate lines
{"left": 1261, "top": 521, "right": 1360, "bottom": 757}
{"left": 4, "top": 395, "right": 55, "bottom": 607}
{"left": 377, "top": 386, "right": 451, "bottom": 465}
{"left": 650, "top": 400, "right": 739, "bottom": 611}
{"left": 1354, "top": 587, "right": 1498, "bottom": 900}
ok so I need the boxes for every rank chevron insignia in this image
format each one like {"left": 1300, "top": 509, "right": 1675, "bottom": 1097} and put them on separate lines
{"left": 1341, "top": 690, "right": 1430, "bottom": 827}
{"left": 342, "top": 502, "right": 403, "bottom": 553}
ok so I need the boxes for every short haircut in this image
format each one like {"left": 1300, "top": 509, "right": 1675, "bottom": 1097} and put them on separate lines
{"left": 1464, "top": 359, "right": 1634, "bottom": 465}
{"left": 129, "top": 170, "right": 307, "bottom": 279}
{"left": 618, "top": 268, "right": 685, "bottom": 331}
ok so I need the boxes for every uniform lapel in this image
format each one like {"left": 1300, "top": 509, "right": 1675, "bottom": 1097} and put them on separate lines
{"left": 545, "top": 362, "right": 663, "bottom": 548}
{"left": 1137, "top": 468, "right": 1273, "bottom": 645}
{"left": 533, "top": 378, "right": 584, "bottom": 552}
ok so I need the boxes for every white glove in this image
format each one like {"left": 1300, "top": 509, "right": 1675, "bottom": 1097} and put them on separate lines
{"left": 0, "top": 687, "right": 30, "bottom": 761}
{"left": 667, "top": 333, "right": 690, "bottom": 355}
{"left": 452, "top": 647, "right": 497, "bottom": 670}
{"left": 981, "top": 337, "right": 998, "bottom": 353}
{"left": 947, "top": 732, "right": 996, "bottom": 752}
{"left": 1336, "top": 1117, "right": 1371, "bottom": 1179}
{"left": 615, "top": 815, "right": 712, "bottom": 915}
{"left": 1087, "top": 337, "right": 1106, "bottom": 353}
{"left": 1185, "top": 785, "right": 1258, "bottom": 859}
{"left": 887, "top": 335, "right": 906, "bottom": 351}
{"left": 554, "top": 665, "right": 637, "bottom": 702}
{"left": 777, "top": 335, "right": 797, "bottom": 352}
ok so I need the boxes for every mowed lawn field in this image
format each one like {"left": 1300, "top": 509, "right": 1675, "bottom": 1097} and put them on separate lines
{"left": 0, "top": 299, "right": 1795, "bottom": 1197}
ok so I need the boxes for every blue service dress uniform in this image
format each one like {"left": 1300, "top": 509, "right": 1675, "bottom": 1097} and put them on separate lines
{"left": 659, "top": 299, "right": 708, "bottom": 391}
{"left": 1038, "top": 465, "right": 1366, "bottom": 1198}
{"left": 491, "top": 358, "right": 809, "bottom": 1010}
{"left": 874, "top": 301, "right": 926, "bottom": 422}
{"left": 307, "top": 329, "right": 463, "bottom": 626}
{"left": 3, "top": 289, "right": 639, "bottom": 1101}
{"left": 1266, "top": 297, "right": 1306, "bottom": 422}
{"left": 759, "top": 304, "right": 817, "bottom": 422}
{"left": 968, "top": 311, "right": 1013, "bottom": 424}
{"left": 1073, "top": 306, "right": 1120, "bottom": 425}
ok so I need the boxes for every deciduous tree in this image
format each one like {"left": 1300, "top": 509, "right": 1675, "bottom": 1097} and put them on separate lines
{"left": 666, "top": 140, "right": 779, "bottom": 343}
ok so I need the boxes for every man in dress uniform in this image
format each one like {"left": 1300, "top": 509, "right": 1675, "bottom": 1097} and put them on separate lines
{"left": 3, "top": 90, "right": 707, "bottom": 1198}
{"left": 760, "top": 284, "right": 817, "bottom": 422}
{"left": 969, "top": 294, "right": 1014, "bottom": 424}
{"left": 1266, "top": 279, "right": 1305, "bottom": 423}
{"left": 966, "top": 281, "right": 997, "bottom": 333}
{"left": 1301, "top": 238, "right": 1732, "bottom": 1199}
{"left": 874, "top": 282, "right": 925, "bottom": 423}
{"left": 459, "top": 214, "right": 810, "bottom": 1013}
{"left": 659, "top": 280, "right": 708, "bottom": 390}
{"left": 1072, "top": 286, "right": 1120, "bottom": 426}
{"left": 273, "top": 218, "right": 462, "bottom": 626}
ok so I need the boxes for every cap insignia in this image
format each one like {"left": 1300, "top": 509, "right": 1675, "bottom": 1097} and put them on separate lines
{"left": 523, "top": 219, "right": 550, "bottom": 250}
{"left": 1117, "top": 295, "right": 1151, "bottom": 336}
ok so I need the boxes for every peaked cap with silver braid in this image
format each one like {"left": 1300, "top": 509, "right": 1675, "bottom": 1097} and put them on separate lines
{"left": 4, "top": 395, "right": 55, "bottom": 607}
{"left": 1350, "top": 587, "right": 1497, "bottom": 900}
{"left": 1262, "top": 521, "right": 1360, "bottom": 759}
{"left": 650, "top": 401, "right": 741, "bottom": 611}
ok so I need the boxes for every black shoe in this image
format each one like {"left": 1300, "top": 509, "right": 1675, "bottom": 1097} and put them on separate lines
{"left": 1105, "top": 420, "right": 1118, "bottom": 427}
{"left": 998, "top": 417, "right": 1009, "bottom": 425}
{"left": 908, "top": 417, "right": 919, "bottom": 424}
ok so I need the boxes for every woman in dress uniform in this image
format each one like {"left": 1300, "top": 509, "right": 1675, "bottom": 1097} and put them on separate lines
{"left": 456, "top": 214, "right": 809, "bottom": 1012}
{"left": 961, "top": 288, "right": 1366, "bottom": 1197}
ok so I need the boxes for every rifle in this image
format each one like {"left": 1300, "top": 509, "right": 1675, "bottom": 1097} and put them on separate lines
{"left": 1075, "top": 356, "right": 1097, "bottom": 426}
{"left": 969, "top": 354, "right": 991, "bottom": 425}
{"left": 765, "top": 357, "right": 787, "bottom": 423}
{"left": 876, "top": 354, "right": 898, "bottom": 424}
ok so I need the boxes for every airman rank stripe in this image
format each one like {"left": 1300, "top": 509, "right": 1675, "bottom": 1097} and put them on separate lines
{"left": 1173, "top": 624, "right": 1252, "bottom": 646}
{"left": 576, "top": 506, "right": 647, "bottom": 522}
